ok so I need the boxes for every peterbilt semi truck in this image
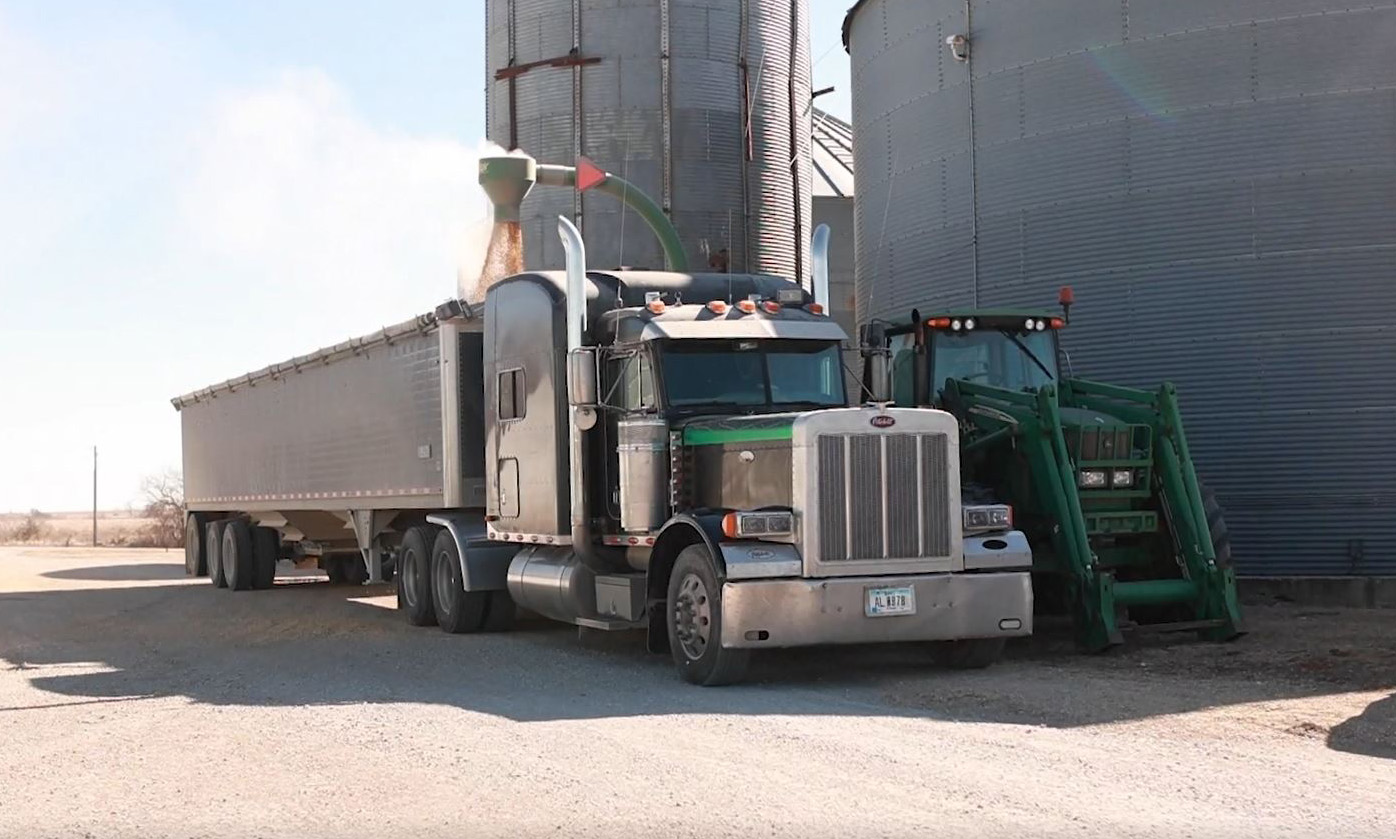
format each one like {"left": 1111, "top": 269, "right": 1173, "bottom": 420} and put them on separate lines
{"left": 173, "top": 218, "right": 1034, "bottom": 685}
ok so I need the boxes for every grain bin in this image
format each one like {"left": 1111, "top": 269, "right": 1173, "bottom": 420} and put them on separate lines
{"left": 843, "top": 0, "right": 1396, "bottom": 575}
{"left": 486, "top": 0, "right": 812, "bottom": 280}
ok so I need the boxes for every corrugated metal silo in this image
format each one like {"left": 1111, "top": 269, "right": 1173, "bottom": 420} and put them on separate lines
{"left": 485, "top": 0, "right": 812, "bottom": 280}
{"left": 844, "top": 0, "right": 1396, "bottom": 575}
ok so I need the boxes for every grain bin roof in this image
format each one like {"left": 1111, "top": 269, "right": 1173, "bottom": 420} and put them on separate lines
{"left": 812, "top": 107, "right": 854, "bottom": 198}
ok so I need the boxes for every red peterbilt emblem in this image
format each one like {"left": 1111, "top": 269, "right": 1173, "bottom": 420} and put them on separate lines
{"left": 870, "top": 414, "right": 896, "bottom": 428}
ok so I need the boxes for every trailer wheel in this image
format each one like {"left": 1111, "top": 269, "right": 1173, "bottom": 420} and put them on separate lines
{"left": 222, "top": 520, "right": 254, "bottom": 592}
{"left": 667, "top": 544, "right": 749, "bottom": 686}
{"left": 205, "top": 520, "right": 228, "bottom": 588}
{"left": 184, "top": 513, "right": 207, "bottom": 576}
{"left": 251, "top": 527, "right": 279, "bottom": 590}
{"left": 397, "top": 526, "right": 437, "bottom": 627}
{"left": 480, "top": 590, "right": 516, "bottom": 632}
{"left": 1200, "top": 482, "right": 1232, "bottom": 569}
{"left": 430, "top": 529, "right": 487, "bottom": 634}
{"left": 930, "top": 638, "right": 1006, "bottom": 670}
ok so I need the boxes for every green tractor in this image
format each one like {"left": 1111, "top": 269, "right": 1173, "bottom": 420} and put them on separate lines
{"left": 863, "top": 289, "right": 1245, "bottom": 651}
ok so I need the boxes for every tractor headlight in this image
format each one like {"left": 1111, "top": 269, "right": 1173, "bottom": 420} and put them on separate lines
{"left": 963, "top": 504, "right": 1013, "bottom": 534}
{"left": 1079, "top": 470, "right": 1108, "bottom": 489}
{"left": 1111, "top": 469, "right": 1134, "bottom": 488}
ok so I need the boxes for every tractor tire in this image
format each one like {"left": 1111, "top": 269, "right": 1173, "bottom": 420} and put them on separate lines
{"left": 667, "top": 544, "right": 749, "bottom": 686}
{"left": 205, "top": 520, "right": 227, "bottom": 588}
{"left": 251, "top": 527, "right": 279, "bottom": 590}
{"left": 480, "top": 590, "right": 516, "bottom": 632}
{"left": 430, "top": 529, "right": 488, "bottom": 634}
{"left": 184, "top": 513, "right": 206, "bottom": 576}
{"left": 397, "top": 526, "right": 437, "bottom": 626}
{"left": 1200, "top": 482, "right": 1233, "bottom": 569}
{"left": 221, "top": 520, "right": 255, "bottom": 592}
{"left": 931, "top": 638, "right": 1006, "bottom": 670}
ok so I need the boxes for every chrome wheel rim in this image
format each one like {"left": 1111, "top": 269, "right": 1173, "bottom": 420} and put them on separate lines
{"left": 673, "top": 572, "right": 712, "bottom": 661}
{"left": 402, "top": 548, "right": 421, "bottom": 607}
{"left": 432, "top": 549, "right": 451, "bottom": 615}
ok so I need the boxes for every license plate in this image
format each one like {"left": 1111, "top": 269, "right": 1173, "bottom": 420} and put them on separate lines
{"left": 865, "top": 585, "right": 916, "bottom": 617}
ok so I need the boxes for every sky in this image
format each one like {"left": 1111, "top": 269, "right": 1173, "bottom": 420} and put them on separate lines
{"left": 0, "top": 0, "right": 853, "bottom": 513}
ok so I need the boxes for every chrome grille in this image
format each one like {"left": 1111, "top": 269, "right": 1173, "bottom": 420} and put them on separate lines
{"left": 816, "top": 432, "right": 953, "bottom": 562}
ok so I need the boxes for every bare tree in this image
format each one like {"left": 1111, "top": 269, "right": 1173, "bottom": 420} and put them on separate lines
{"left": 140, "top": 470, "right": 186, "bottom": 549}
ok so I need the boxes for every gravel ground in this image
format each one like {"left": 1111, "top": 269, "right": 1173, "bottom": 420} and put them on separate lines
{"left": 1, "top": 546, "right": 1392, "bottom": 838}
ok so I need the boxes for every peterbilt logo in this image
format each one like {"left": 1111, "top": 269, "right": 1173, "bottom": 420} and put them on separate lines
{"left": 870, "top": 415, "right": 896, "bottom": 429}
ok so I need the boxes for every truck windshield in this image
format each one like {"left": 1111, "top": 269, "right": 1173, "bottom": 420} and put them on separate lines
{"left": 931, "top": 329, "right": 1058, "bottom": 396}
{"left": 661, "top": 339, "right": 846, "bottom": 410}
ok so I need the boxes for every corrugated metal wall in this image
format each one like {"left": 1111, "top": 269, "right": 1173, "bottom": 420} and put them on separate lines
{"left": 845, "top": 0, "right": 1396, "bottom": 575}
{"left": 486, "top": 0, "right": 811, "bottom": 281}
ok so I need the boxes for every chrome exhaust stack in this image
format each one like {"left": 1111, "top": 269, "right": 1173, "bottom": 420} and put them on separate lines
{"left": 811, "top": 222, "right": 831, "bottom": 311}
{"left": 556, "top": 216, "right": 598, "bottom": 563}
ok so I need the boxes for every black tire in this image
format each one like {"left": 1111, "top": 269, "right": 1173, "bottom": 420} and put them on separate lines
{"left": 251, "top": 527, "right": 279, "bottom": 590}
{"left": 184, "top": 513, "right": 206, "bottom": 576}
{"left": 397, "top": 526, "right": 438, "bottom": 626}
{"left": 324, "top": 556, "right": 347, "bottom": 584}
{"left": 667, "top": 544, "right": 749, "bottom": 686}
{"left": 205, "top": 520, "right": 227, "bottom": 588}
{"left": 1200, "top": 482, "right": 1233, "bottom": 569}
{"left": 431, "top": 529, "right": 487, "bottom": 634}
{"left": 930, "top": 638, "right": 1006, "bottom": 670}
{"left": 343, "top": 554, "right": 369, "bottom": 585}
{"left": 222, "top": 520, "right": 254, "bottom": 592}
{"left": 480, "top": 590, "right": 516, "bottom": 632}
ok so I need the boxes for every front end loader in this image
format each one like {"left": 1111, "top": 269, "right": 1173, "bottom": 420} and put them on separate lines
{"left": 866, "top": 292, "right": 1245, "bottom": 650}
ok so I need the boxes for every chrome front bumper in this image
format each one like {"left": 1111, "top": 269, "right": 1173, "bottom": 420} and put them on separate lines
{"left": 720, "top": 571, "right": 1033, "bottom": 649}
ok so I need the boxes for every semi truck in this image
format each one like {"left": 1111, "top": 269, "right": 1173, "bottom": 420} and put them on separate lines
{"left": 172, "top": 161, "right": 1034, "bottom": 686}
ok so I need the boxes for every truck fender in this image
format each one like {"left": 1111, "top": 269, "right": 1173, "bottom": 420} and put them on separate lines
{"left": 425, "top": 512, "right": 513, "bottom": 592}
{"left": 644, "top": 514, "right": 726, "bottom": 653}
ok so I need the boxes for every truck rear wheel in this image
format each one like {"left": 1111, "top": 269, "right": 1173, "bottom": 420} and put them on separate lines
{"left": 222, "top": 520, "right": 254, "bottom": 592}
{"left": 251, "top": 527, "right": 279, "bottom": 590}
{"left": 184, "top": 513, "right": 206, "bottom": 576}
{"left": 430, "top": 530, "right": 487, "bottom": 634}
{"left": 397, "top": 526, "right": 437, "bottom": 627}
{"left": 667, "top": 544, "right": 749, "bottom": 686}
{"left": 930, "top": 638, "right": 1006, "bottom": 670}
{"left": 205, "top": 520, "right": 227, "bottom": 588}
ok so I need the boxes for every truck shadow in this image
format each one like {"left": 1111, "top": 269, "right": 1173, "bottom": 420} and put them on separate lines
{"left": 2, "top": 567, "right": 1393, "bottom": 761}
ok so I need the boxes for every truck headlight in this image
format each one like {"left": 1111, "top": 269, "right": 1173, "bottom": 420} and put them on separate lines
{"left": 722, "top": 510, "right": 793, "bottom": 538}
{"left": 1079, "top": 470, "right": 1107, "bottom": 488}
{"left": 963, "top": 504, "right": 1013, "bottom": 534}
{"left": 1111, "top": 469, "right": 1134, "bottom": 488}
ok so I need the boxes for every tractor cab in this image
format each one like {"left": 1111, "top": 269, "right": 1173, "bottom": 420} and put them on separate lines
{"left": 885, "top": 311, "right": 1065, "bottom": 408}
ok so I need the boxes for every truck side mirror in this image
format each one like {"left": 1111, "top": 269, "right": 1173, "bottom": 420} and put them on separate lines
{"left": 567, "top": 348, "right": 599, "bottom": 409}
{"left": 866, "top": 351, "right": 891, "bottom": 403}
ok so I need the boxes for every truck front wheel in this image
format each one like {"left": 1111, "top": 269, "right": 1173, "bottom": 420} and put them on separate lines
{"left": 667, "top": 545, "right": 749, "bottom": 686}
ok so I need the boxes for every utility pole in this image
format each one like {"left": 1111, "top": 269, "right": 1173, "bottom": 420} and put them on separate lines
{"left": 92, "top": 446, "right": 98, "bottom": 547}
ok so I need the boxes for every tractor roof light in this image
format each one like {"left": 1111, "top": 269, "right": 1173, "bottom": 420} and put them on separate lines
{"left": 952, "top": 319, "right": 963, "bottom": 331}
{"left": 1035, "top": 319, "right": 1046, "bottom": 331}
{"left": 706, "top": 300, "right": 729, "bottom": 315}
{"left": 805, "top": 302, "right": 825, "bottom": 315}
{"left": 645, "top": 291, "right": 666, "bottom": 314}
{"left": 1050, "top": 317, "right": 1065, "bottom": 329}
{"left": 1024, "top": 318, "right": 1035, "bottom": 330}
{"left": 964, "top": 317, "right": 976, "bottom": 330}
{"left": 736, "top": 299, "right": 757, "bottom": 314}
{"left": 927, "top": 317, "right": 952, "bottom": 328}
{"left": 761, "top": 300, "right": 782, "bottom": 314}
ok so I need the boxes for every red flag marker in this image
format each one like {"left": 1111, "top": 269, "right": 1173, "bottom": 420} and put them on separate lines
{"left": 576, "top": 156, "right": 606, "bottom": 192}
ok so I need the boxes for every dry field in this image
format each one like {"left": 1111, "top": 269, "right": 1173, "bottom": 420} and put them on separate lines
{"left": 0, "top": 510, "right": 159, "bottom": 547}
